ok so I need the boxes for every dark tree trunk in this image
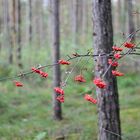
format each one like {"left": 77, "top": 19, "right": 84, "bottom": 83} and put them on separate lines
{"left": 52, "top": 0, "right": 62, "bottom": 120}
{"left": 127, "top": 0, "right": 135, "bottom": 42}
{"left": 17, "top": 0, "right": 22, "bottom": 68}
{"left": 93, "top": 1, "right": 121, "bottom": 140}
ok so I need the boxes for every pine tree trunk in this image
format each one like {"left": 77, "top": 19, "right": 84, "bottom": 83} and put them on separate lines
{"left": 52, "top": 0, "right": 62, "bottom": 120}
{"left": 114, "top": 0, "right": 121, "bottom": 34}
{"left": 127, "top": 0, "right": 135, "bottom": 42}
{"left": 136, "top": 9, "right": 140, "bottom": 29}
{"left": 72, "top": 0, "right": 78, "bottom": 46}
{"left": 17, "top": 0, "right": 22, "bottom": 68}
{"left": 0, "top": 0, "right": 2, "bottom": 52}
{"left": 3, "top": 0, "right": 13, "bottom": 64}
{"left": 29, "top": 0, "right": 32, "bottom": 43}
{"left": 82, "top": 0, "right": 87, "bottom": 39}
{"left": 12, "top": 0, "right": 16, "bottom": 48}
{"left": 93, "top": 1, "right": 121, "bottom": 140}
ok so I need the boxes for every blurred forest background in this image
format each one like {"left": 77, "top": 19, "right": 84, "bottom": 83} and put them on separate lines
{"left": 0, "top": 0, "right": 140, "bottom": 139}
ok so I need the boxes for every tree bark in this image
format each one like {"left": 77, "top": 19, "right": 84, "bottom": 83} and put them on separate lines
{"left": 93, "top": 1, "right": 121, "bottom": 140}
{"left": 29, "top": 0, "right": 32, "bottom": 43}
{"left": 17, "top": 0, "right": 22, "bottom": 68}
{"left": 0, "top": 0, "right": 2, "bottom": 52}
{"left": 82, "top": 0, "right": 87, "bottom": 39}
{"left": 3, "top": 0, "right": 13, "bottom": 64}
{"left": 136, "top": 9, "right": 140, "bottom": 29}
{"left": 127, "top": 0, "right": 135, "bottom": 42}
{"left": 72, "top": 0, "right": 78, "bottom": 46}
{"left": 12, "top": 0, "right": 16, "bottom": 47}
{"left": 51, "top": 0, "right": 62, "bottom": 120}
{"left": 114, "top": 0, "right": 121, "bottom": 34}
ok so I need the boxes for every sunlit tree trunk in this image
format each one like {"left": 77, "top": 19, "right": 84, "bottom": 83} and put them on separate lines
{"left": 52, "top": 0, "right": 62, "bottom": 120}
{"left": 93, "top": 0, "right": 121, "bottom": 140}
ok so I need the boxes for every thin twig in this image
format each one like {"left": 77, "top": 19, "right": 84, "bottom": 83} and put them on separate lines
{"left": 61, "top": 57, "right": 83, "bottom": 88}
{"left": 103, "top": 128, "right": 122, "bottom": 137}
{"left": 119, "top": 28, "right": 140, "bottom": 47}
{"left": 103, "top": 128, "right": 127, "bottom": 139}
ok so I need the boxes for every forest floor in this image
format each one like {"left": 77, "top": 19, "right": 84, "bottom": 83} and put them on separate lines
{"left": 0, "top": 71, "right": 140, "bottom": 140}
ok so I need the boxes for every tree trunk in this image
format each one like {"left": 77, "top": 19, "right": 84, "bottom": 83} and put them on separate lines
{"left": 136, "top": 9, "right": 140, "bottom": 29}
{"left": 114, "top": 0, "right": 121, "bottom": 35}
{"left": 72, "top": 0, "right": 78, "bottom": 46}
{"left": 12, "top": 0, "right": 16, "bottom": 47}
{"left": 17, "top": 0, "right": 22, "bottom": 68}
{"left": 127, "top": 0, "right": 135, "bottom": 42}
{"left": 52, "top": 0, "right": 62, "bottom": 120}
{"left": 29, "top": 0, "right": 32, "bottom": 43}
{"left": 0, "top": 0, "right": 2, "bottom": 52}
{"left": 93, "top": 1, "right": 121, "bottom": 140}
{"left": 82, "top": 0, "right": 87, "bottom": 39}
{"left": 3, "top": 0, "right": 13, "bottom": 64}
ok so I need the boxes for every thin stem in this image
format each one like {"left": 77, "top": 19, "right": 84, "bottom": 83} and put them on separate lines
{"left": 61, "top": 57, "right": 82, "bottom": 88}
{"left": 103, "top": 128, "right": 127, "bottom": 139}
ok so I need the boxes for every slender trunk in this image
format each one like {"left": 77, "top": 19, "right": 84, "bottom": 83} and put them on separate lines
{"left": 39, "top": 1, "right": 44, "bottom": 47}
{"left": 12, "top": 0, "right": 16, "bottom": 46}
{"left": 0, "top": 0, "right": 2, "bottom": 52}
{"left": 52, "top": 0, "right": 62, "bottom": 120}
{"left": 127, "top": 0, "right": 135, "bottom": 42}
{"left": 17, "top": 0, "right": 22, "bottom": 68}
{"left": 0, "top": 17, "right": 2, "bottom": 52}
{"left": 136, "top": 9, "right": 140, "bottom": 29}
{"left": 82, "top": 0, "right": 87, "bottom": 39}
{"left": 9, "top": 0, "right": 14, "bottom": 64}
{"left": 115, "top": 0, "right": 121, "bottom": 34}
{"left": 29, "top": 0, "right": 32, "bottom": 43}
{"left": 3, "top": 0, "right": 13, "bottom": 64}
{"left": 122, "top": 0, "right": 127, "bottom": 38}
{"left": 9, "top": 0, "right": 17, "bottom": 64}
{"left": 72, "top": 0, "right": 78, "bottom": 46}
{"left": 0, "top": 8, "right": 2, "bottom": 52}
{"left": 93, "top": 1, "right": 121, "bottom": 140}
